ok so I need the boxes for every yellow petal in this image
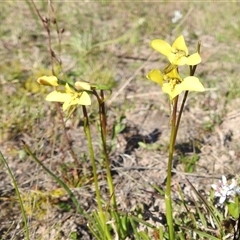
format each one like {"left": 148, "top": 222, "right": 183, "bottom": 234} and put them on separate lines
{"left": 173, "top": 55, "right": 188, "bottom": 66}
{"left": 75, "top": 81, "right": 91, "bottom": 91}
{"left": 62, "top": 94, "right": 79, "bottom": 111}
{"left": 37, "top": 76, "right": 59, "bottom": 86}
{"left": 62, "top": 92, "right": 91, "bottom": 111}
{"left": 146, "top": 69, "right": 163, "bottom": 86}
{"left": 162, "top": 83, "right": 183, "bottom": 100}
{"left": 166, "top": 68, "right": 180, "bottom": 79}
{"left": 186, "top": 52, "right": 201, "bottom": 65}
{"left": 45, "top": 91, "right": 71, "bottom": 102}
{"left": 69, "top": 96, "right": 80, "bottom": 106}
{"left": 65, "top": 83, "right": 75, "bottom": 94}
{"left": 180, "top": 77, "right": 205, "bottom": 92}
{"left": 172, "top": 84, "right": 185, "bottom": 98}
{"left": 172, "top": 35, "right": 188, "bottom": 55}
{"left": 62, "top": 101, "right": 71, "bottom": 111}
{"left": 151, "top": 39, "right": 172, "bottom": 57}
{"left": 78, "top": 91, "right": 91, "bottom": 105}
{"left": 162, "top": 83, "right": 172, "bottom": 96}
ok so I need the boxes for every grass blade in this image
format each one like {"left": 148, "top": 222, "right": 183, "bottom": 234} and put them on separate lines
{"left": 23, "top": 142, "right": 84, "bottom": 215}
{"left": 0, "top": 150, "right": 30, "bottom": 240}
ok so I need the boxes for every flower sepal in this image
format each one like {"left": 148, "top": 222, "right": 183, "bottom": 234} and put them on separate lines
{"left": 147, "top": 68, "right": 205, "bottom": 100}
{"left": 151, "top": 35, "right": 201, "bottom": 66}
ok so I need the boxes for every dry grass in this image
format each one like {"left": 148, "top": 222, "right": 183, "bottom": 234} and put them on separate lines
{"left": 1, "top": 1, "right": 240, "bottom": 239}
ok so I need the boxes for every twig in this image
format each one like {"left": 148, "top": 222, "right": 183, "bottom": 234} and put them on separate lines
{"left": 30, "top": 0, "right": 78, "bottom": 164}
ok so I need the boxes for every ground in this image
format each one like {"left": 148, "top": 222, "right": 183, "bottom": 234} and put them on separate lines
{"left": 1, "top": 1, "right": 240, "bottom": 239}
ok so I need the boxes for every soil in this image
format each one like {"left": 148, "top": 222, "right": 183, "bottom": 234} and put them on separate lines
{"left": 1, "top": 2, "right": 240, "bottom": 240}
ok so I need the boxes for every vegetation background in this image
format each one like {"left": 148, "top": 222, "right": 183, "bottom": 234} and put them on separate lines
{"left": 1, "top": 1, "right": 240, "bottom": 239}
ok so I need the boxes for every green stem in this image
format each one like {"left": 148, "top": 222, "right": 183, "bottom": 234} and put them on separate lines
{"left": 173, "top": 91, "right": 188, "bottom": 145}
{"left": 98, "top": 90, "right": 116, "bottom": 207}
{"left": 96, "top": 91, "right": 124, "bottom": 236}
{"left": 165, "top": 96, "right": 178, "bottom": 240}
{"left": 82, "top": 106, "right": 102, "bottom": 212}
{"left": 166, "top": 42, "right": 201, "bottom": 239}
{"left": 82, "top": 106, "right": 111, "bottom": 238}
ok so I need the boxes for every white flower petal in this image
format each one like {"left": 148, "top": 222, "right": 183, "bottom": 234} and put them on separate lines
{"left": 211, "top": 184, "right": 218, "bottom": 190}
{"left": 214, "top": 192, "right": 222, "bottom": 197}
{"left": 219, "top": 196, "right": 226, "bottom": 204}
{"left": 221, "top": 175, "right": 227, "bottom": 185}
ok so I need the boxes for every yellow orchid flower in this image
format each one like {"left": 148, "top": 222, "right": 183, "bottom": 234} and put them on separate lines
{"left": 46, "top": 81, "right": 91, "bottom": 111}
{"left": 147, "top": 68, "right": 205, "bottom": 100}
{"left": 151, "top": 35, "right": 201, "bottom": 66}
{"left": 37, "top": 76, "right": 59, "bottom": 86}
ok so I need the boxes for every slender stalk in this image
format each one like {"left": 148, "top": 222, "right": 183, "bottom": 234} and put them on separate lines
{"left": 99, "top": 91, "right": 125, "bottom": 235}
{"left": 30, "top": 0, "right": 78, "bottom": 166}
{"left": 82, "top": 106, "right": 102, "bottom": 212}
{"left": 0, "top": 151, "right": 30, "bottom": 240}
{"left": 92, "top": 90, "right": 125, "bottom": 237}
{"left": 174, "top": 63, "right": 199, "bottom": 144}
{"left": 82, "top": 106, "right": 111, "bottom": 238}
{"left": 98, "top": 90, "right": 116, "bottom": 207}
{"left": 30, "top": 0, "right": 55, "bottom": 74}
{"left": 165, "top": 96, "right": 178, "bottom": 240}
{"left": 169, "top": 45, "right": 201, "bottom": 238}
{"left": 99, "top": 90, "right": 107, "bottom": 137}
{"left": 173, "top": 91, "right": 188, "bottom": 145}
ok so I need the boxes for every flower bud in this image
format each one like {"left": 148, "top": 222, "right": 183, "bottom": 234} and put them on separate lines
{"left": 37, "top": 76, "right": 59, "bottom": 86}
{"left": 75, "top": 81, "right": 91, "bottom": 91}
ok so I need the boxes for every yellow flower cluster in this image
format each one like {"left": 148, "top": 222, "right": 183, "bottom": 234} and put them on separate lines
{"left": 37, "top": 76, "right": 91, "bottom": 111}
{"left": 147, "top": 35, "right": 205, "bottom": 100}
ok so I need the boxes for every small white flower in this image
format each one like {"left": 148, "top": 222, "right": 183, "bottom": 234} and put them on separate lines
{"left": 172, "top": 10, "right": 183, "bottom": 23}
{"left": 211, "top": 175, "right": 237, "bottom": 204}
